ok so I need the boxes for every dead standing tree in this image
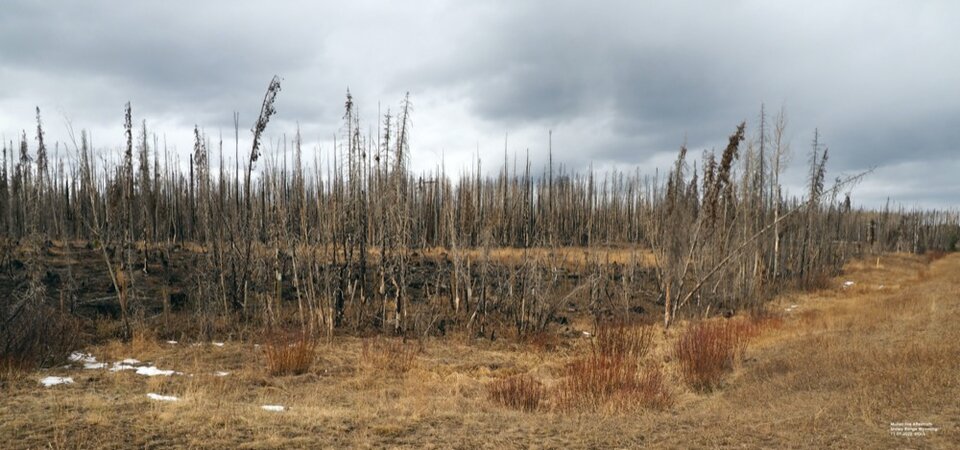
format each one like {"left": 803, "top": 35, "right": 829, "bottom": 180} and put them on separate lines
{"left": 391, "top": 94, "right": 412, "bottom": 333}
{"left": 230, "top": 76, "right": 281, "bottom": 313}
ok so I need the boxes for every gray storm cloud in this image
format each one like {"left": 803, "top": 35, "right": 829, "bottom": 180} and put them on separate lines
{"left": 1, "top": 0, "right": 957, "bottom": 207}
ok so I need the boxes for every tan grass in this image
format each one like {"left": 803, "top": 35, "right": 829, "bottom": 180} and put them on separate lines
{"left": 593, "top": 320, "right": 654, "bottom": 361}
{"left": 360, "top": 337, "right": 420, "bottom": 375}
{"left": 486, "top": 374, "right": 546, "bottom": 412}
{"left": 1, "top": 253, "right": 957, "bottom": 448}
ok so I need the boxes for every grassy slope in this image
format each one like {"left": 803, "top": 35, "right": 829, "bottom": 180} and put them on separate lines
{"left": 1, "top": 253, "right": 957, "bottom": 449}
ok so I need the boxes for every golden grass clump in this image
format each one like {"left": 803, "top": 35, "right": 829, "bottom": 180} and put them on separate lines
{"left": 486, "top": 374, "right": 547, "bottom": 412}
{"left": 264, "top": 332, "right": 317, "bottom": 376}
{"left": 361, "top": 338, "right": 419, "bottom": 375}
{"left": 593, "top": 321, "right": 654, "bottom": 360}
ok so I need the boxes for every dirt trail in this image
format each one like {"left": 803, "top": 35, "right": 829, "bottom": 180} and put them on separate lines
{"left": 657, "top": 252, "right": 960, "bottom": 448}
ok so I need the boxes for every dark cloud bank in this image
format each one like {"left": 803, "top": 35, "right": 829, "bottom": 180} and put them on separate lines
{"left": 1, "top": 0, "right": 958, "bottom": 208}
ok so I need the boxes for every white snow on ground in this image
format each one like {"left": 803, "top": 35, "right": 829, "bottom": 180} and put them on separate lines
{"left": 147, "top": 393, "right": 179, "bottom": 402}
{"left": 68, "top": 352, "right": 97, "bottom": 364}
{"left": 74, "top": 354, "right": 145, "bottom": 371}
{"left": 212, "top": 342, "right": 225, "bottom": 347}
{"left": 843, "top": 281, "right": 855, "bottom": 287}
{"left": 110, "top": 363, "right": 139, "bottom": 372}
{"left": 40, "top": 376, "right": 74, "bottom": 387}
{"left": 70, "top": 351, "right": 110, "bottom": 369}
{"left": 214, "top": 371, "right": 230, "bottom": 377}
{"left": 66, "top": 351, "right": 187, "bottom": 377}
{"left": 261, "top": 405, "right": 285, "bottom": 412}
{"left": 166, "top": 340, "right": 178, "bottom": 345}
{"left": 136, "top": 366, "right": 180, "bottom": 376}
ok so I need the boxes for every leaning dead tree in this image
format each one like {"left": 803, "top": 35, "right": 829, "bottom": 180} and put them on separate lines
{"left": 646, "top": 115, "right": 879, "bottom": 327}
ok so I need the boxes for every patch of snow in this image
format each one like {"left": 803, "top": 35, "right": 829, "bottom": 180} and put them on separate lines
{"left": 214, "top": 371, "right": 230, "bottom": 377}
{"left": 119, "top": 358, "right": 140, "bottom": 365}
{"left": 69, "top": 352, "right": 97, "bottom": 364}
{"left": 843, "top": 281, "right": 855, "bottom": 288}
{"left": 110, "top": 363, "right": 139, "bottom": 372}
{"left": 581, "top": 331, "right": 592, "bottom": 337}
{"left": 71, "top": 352, "right": 108, "bottom": 369}
{"left": 166, "top": 340, "right": 178, "bottom": 345}
{"left": 146, "top": 393, "right": 179, "bottom": 402}
{"left": 261, "top": 405, "right": 285, "bottom": 412}
{"left": 212, "top": 342, "right": 225, "bottom": 347}
{"left": 136, "top": 366, "right": 180, "bottom": 377}
{"left": 40, "top": 376, "right": 74, "bottom": 387}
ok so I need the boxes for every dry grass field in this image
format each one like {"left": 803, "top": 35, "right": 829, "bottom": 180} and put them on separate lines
{"left": 2, "top": 252, "right": 957, "bottom": 449}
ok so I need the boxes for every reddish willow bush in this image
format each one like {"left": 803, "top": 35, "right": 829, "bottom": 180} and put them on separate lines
{"left": 673, "top": 319, "right": 762, "bottom": 391}
{"left": 264, "top": 331, "right": 317, "bottom": 376}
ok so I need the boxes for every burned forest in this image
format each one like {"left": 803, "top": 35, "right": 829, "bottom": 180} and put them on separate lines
{"left": 2, "top": 79, "right": 956, "bottom": 366}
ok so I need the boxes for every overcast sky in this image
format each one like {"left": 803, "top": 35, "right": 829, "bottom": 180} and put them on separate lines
{"left": 1, "top": 1, "right": 958, "bottom": 208}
